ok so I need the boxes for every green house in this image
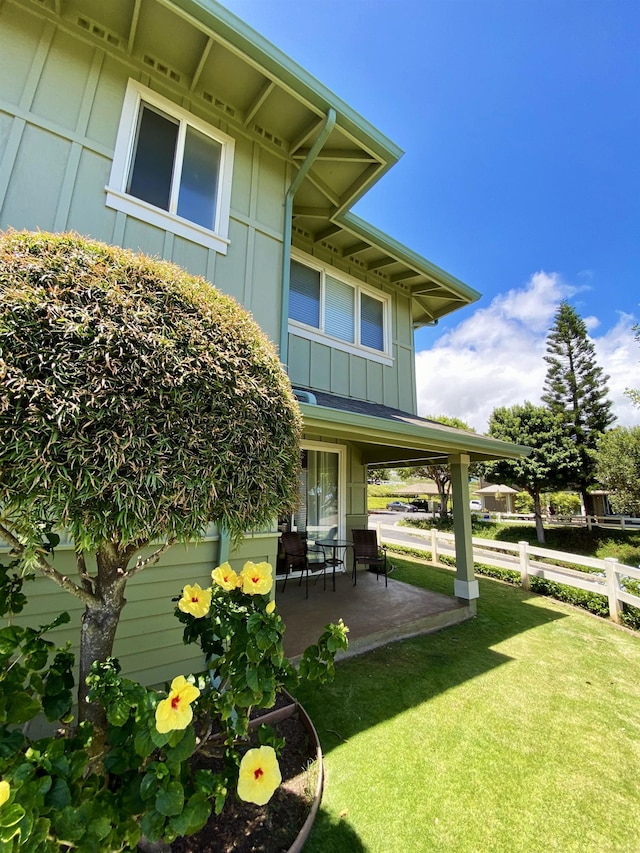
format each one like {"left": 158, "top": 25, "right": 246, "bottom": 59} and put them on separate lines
{"left": 0, "top": 0, "right": 527, "bottom": 683}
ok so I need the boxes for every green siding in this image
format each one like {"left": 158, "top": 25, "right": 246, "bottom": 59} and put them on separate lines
{"left": 0, "top": 1, "right": 421, "bottom": 687}
{"left": 0, "top": 4, "right": 287, "bottom": 330}
{"left": 2, "top": 529, "right": 280, "bottom": 689}
{"left": 309, "top": 340, "right": 332, "bottom": 388}
{"left": 0, "top": 3, "right": 45, "bottom": 106}
{"left": 329, "top": 349, "right": 350, "bottom": 398}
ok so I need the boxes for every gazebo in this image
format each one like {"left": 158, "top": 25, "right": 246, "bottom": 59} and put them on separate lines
{"left": 475, "top": 483, "right": 519, "bottom": 513}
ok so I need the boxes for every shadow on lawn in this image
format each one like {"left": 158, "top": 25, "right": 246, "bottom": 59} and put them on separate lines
{"left": 295, "top": 561, "right": 568, "bottom": 748}
{"left": 292, "top": 560, "right": 567, "bottom": 850}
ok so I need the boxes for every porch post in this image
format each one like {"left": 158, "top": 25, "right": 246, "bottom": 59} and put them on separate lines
{"left": 449, "top": 453, "right": 479, "bottom": 608}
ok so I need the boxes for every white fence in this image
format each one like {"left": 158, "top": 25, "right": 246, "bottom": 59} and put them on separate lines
{"left": 374, "top": 522, "right": 640, "bottom": 623}
{"left": 472, "top": 511, "right": 640, "bottom": 532}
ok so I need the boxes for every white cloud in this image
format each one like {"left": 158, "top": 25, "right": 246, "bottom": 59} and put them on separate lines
{"left": 594, "top": 315, "right": 640, "bottom": 428}
{"left": 415, "top": 273, "right": 639, "bottom": 433}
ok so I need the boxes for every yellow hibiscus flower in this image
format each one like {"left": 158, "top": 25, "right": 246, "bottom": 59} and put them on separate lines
{"left": 239, "top": 561, "right": 273, "bottom": 595}
{"left": 266, "top": 599, "right": 276, "bottom": 614}
{"left": 178, "top": 583, "right": 212, "bottom": 618}
{"left": 237, "top": 746, "right": 282, "bottom": 805}
{"left": 155, "top": 675, "right": 200, "bottom": 733}
{"left": 0, "top": 780, "right": 9, "bottom": 807}
{"left": 211, "top": 561, "right": 241, "bottom": 591}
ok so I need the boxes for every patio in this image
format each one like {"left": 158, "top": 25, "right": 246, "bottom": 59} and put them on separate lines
{"left": 276, "top": 568, "right": 471, "bottom": 661}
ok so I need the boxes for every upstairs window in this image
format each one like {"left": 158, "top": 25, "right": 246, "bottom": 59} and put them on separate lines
{"left": 289, "top": 256, "right": 390, "bottom": 362}
{"left": 106, "top": 80, "right": 234, "bottom": 254}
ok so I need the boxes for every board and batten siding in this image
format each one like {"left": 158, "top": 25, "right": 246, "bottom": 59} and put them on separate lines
{"left": 0, "top": 1, "right": 288, "bottom": 347}
{"left": 1, "top": 532, "right": 279, "bottom": 688}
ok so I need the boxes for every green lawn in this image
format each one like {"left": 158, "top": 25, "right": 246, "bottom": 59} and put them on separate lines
{"left": 294, "top": 558, "right": 640, "bottom": 852}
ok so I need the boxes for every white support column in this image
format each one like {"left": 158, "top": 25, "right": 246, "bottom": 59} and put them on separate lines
{"left": 449, "top": 453, "right": 479, "bottom": 604}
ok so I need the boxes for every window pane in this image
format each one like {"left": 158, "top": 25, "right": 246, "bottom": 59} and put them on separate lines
{"left": 177, "top": 126, "right": 221, "bottom": 230}
{"left": 325, "top": 276, "right": 354, "bottom": 343}
{"left": 289, "top": 260, "right": 320, "bottom": 327}
{"left": 361, "top": 292, "right": 384, "bottom": 350}
{"left": 127, "top": 104, "right": 178, "bottom": 211}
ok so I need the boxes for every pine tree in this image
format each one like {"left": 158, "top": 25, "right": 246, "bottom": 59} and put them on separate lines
{"left": 542, "top": 301, "right": 615, "bottom": 515}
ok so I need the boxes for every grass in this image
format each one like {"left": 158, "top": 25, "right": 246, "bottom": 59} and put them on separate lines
{"left": 294, "top": 557, "right": 640, "bottom": 852}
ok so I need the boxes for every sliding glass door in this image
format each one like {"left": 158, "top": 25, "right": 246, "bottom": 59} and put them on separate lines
{"left": 286, "top": 442, "right": 345, "bottom": 540}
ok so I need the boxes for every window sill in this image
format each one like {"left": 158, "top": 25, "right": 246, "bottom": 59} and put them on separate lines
{"left": 105, "top": 188, "right": 230, "bottom": 254}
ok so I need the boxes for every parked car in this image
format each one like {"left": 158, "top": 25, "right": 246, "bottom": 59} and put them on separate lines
{"left": 469, "top": 500, "right": 482, "bottom": 510}
{"left": 386, "top": 501, "right": 416, "bottom": 512}
{"left": 409, "top": 499, "right": 431, "bottom": 512}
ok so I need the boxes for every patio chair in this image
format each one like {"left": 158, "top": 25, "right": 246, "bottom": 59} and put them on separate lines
{"left": 279, "top": 532, "right": 328, "bottom": 599}
{"left": 352, "top": 529, "right": 388, "bottom": 587}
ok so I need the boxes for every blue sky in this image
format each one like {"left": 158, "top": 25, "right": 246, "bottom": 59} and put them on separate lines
{"left": 220, "top": 0, "right": 640, "bottom": 430}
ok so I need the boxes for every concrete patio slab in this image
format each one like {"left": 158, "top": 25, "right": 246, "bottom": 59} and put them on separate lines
{"left": 276, "top": 568, "right": 471, "bottom": 661}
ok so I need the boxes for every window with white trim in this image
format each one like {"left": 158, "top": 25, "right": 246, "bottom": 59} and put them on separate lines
{"left": 106, "top": 80, "right": 235, "bottom": 254}
{"left": 289, "top": 256, "right": 391, "bottom": 362}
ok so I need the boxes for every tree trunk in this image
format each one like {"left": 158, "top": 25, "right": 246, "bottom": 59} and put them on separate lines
{"left": 78, "top": 545, "right": 130, "bottom": 749}
{"left": 532, "top": 492, "right": 546, "bottom": 544}
{"left": 438, "top": 487, "right": 448, "bottom": 520}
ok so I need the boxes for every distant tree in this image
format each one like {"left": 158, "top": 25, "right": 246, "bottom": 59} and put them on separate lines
{"left": 399, "top": 415, "right": 476, "bottom": 519}
{"left": 542, "top": 301, "right": 615, "bottom": 515}
{"left": 625, "top": 324, "right": 640, "bottom": 407}
{"left": 594, "top": 427, "right": 640, "bottom": 515}
{"left": 483, "top": 403, "right": 582, "bottom": 543}
{"left": 368, "top": 467, "right": 390, "bottom": 483}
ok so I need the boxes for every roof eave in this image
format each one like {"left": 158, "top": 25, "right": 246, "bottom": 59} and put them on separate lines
{"left": 339, "top": 212, "right": 481, "bottom": 305}
{"left": 299, "top": 402, "right": 531, "bottom": 463}
{"left": 166, "top": 0, "right": 404, "bottom": 166}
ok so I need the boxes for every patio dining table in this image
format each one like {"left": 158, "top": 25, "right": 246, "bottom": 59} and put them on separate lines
{"left": 312, "top": 538, "right": 353, "bottom": 591}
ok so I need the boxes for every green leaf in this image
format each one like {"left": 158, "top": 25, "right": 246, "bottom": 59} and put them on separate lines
{"left": 0, "top": 627, "right": 23, "bottom": 656}
{"left": 45, "top": 777, "right": 71, "bottom": 811}
{"left": 245, "top": 665, "right": 260, "bottom": 693}
{"left": 139, "top": 808, "right": 165, "bottom": 842}
{"left": 169, "top": 793, "right": 211, "bottom": 836}
{"left": 53, "top": 806, "right": 86, "bottom": 843}
{"left": 5, "top": 693, "right": 41, "bottom": 725}
{"left": 140, "top": 772, "right": 159, "bottom": 801}
{"left": 87, "top": 815, "right": 112, "bottom": 841}
{"left": 149, "top": 726, "right": 170, "bottom": 749}
{"left": 134, "top": 726, "right": 157, "bottom": 759}
{"left": 42, "top": 692, "right": 72, "bottom": 722}
{"left": 155, "top": 780, "right": 185, "bottom": 817}
{"left": 0, "top": 804, "right": 25, "bottom": 829}
{"left": 18, "top": 817, "right": 51, "bottom": 853}
{"left": 106, "top": 695, "right": 133, "bottom": 727}
{"left": 104, "top": 747, "right": 131, "bottom": 775}
{"left": 165, "top": 726, "right": 195, "bottom": 765}
{"left": 0, "top": 729, "right": 25, "bottom": 759}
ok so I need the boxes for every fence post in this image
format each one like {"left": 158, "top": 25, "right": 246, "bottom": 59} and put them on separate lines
{"left": 621, "top": 518, "right": 626, "bottom": 531}
{"left": 430, "top": 527, "right": 438, "bottom": 564}
{"left": 518, "top": 541, "right": 530, "bottom": 590}
{"left": 604, "top": 557, "right": 621, "bottom": 622}
{"left": 587, "top": 515, "right": 592, "bottom": 532}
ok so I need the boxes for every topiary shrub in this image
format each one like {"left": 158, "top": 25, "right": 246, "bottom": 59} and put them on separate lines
{"left": 0, "top": 230, "right": 301, "bottom": 731}
{"left": 0, "top": 231, "right": 350, "bottom": 849}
